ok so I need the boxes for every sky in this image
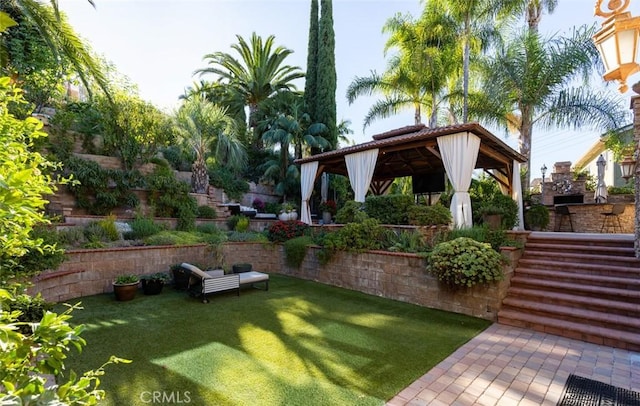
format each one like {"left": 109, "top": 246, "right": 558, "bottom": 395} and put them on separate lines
{"left": 58, "top": 0, "right": 640, "bottom": 181}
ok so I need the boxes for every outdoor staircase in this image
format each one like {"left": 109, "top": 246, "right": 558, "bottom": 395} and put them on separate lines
{"left": 498, "top": 232, "right": 640, "bottom": 352}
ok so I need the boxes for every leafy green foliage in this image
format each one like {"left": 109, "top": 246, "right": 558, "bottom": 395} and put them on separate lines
{"left": 97, "top": 215, "right": 119, "bottom": 241}
{"left": 434, "top": 225, "right": 516, "bottom": 252}
{"left": 143, "top": 231, "right": 204, "bottom": 246}
{"left": 65, "top": 157, "right": 143, "bottom": 215}
{"left": 0, "top": 288, "right": 129, "bottom": 405}
{"left": 284, "top": 236, "right": 314, "bottom": 268}
{"left": 0, "top": 78, "right": 61, "bottom": 283}
{"left": 227, "top": 231, "right": 268, "bottom": 243}
{"left": 97, "top": 91, "right": 174, "bottom": 170}
{"left": 364, "top": 194, "right": 413, "bottom": 224}
{"left": 428, "top": 237, "right": 504, "bottom": 289}
{"left": 321, "top": 218, "right": 389, "bottom": 253}
{"left": 235, "top": 216, "right": 250, "bottom": 232}
{"left": 197, "top": 205, "right": 217, "bottom": 219}
{"left": 9, "top": 225, "right": 65, "bottom": 280}
{"left": 114, "top": 274, "right": 139, "bottom": 284}
{"left": 226, "top": 215, "right": 244, "bottom": 231}
{"left": 387, "top": 230, "right": 431, "bottom": 253}
{"left": 407, "top": 204, "right": 452, "bottom": 226}
{"left": 334, "top": 200, "right": 368, "bottom": 224}
{"left": 524, "top": 204, "right": 549, "bottom": 230}
{"left": 127, "top": 216, "right": 163, "bottom": 239}
{"left": 208, "top": 165, "right": 249, "bottom": 202}
{"left": 316, "top": 0, "right": 337, "bottom": 148}
{"left": 146, "top": 166, "right": 197, "bottom": 231}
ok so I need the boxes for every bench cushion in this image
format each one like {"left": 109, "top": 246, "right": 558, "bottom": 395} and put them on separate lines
{"left": 238, "top": 271, "right": 269, "bottom": 285}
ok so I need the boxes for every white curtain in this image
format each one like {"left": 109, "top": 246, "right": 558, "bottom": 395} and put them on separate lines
{"left": 300, "top": 161, "right": 319, "bottom": 224}
{"left": 437, "top": 132, "right": 480, "bottom": 228}
{"left": 512, "top": 160, "right": 524, "bottom": 230}
{"left": 345, "top": 149, "right": 379, "bottom": 202}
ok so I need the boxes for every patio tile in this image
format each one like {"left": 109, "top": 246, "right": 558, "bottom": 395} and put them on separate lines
{"left": 386, "top": 323, "right": 640, "bottom": 406}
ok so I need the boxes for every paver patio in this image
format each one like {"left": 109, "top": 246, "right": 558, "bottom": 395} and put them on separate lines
{"left": 387, "top": 323, "right": 640, "bottom": 406}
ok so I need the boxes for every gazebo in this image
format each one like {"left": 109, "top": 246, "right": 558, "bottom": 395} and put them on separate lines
{"left": 295, "top": 122, "right": 527, "bottom": 229}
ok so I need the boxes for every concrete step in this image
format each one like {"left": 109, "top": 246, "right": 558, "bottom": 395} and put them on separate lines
{"left": 516, "top": 258, "right": 640, "bottom": 279}
{"left": 520, "top": 250, "right": 640, "bottom": 268}
{"left": 501, "top": 297, "right": 640, "bottom": 334}
{"left": 523, "top": 242, "right": 636, "bottom": 257}
{"left": 507, "top": 286, "right": 640, "bottom": 317}
{"left": 498, "top": 309, "right": 640, "bottom": 352}
{"left": 525, "top": 232, "right": 635, "bottom": 249}
{"left": 514, "top": 267, "right": 640, "bottom": 289}
{"left": 509, "top": 276, "right": 640, "bottom": 303}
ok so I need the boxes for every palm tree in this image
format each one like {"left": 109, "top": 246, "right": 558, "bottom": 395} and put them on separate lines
{"left": 1, "top": 0, "right": 109, "bottom": 99}
{"left": 174, "top": 95, "right": 246, "bottom": 193}
{"left": 194, "top": 33, "right": 304, "bottom": 148}
{"left": 346, "top": 7, "right": 458, "bottom": 130}
{"left": 432, "top": 0, "right": 517, "bottom": 123}
{"left": 473, "top": 27, "right": 627, "bottom": 191}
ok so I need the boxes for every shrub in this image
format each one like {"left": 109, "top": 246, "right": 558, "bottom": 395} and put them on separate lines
{"left": 365, "top": 194, "right": 413, "bottom": 224}
{"left": 407, "top": 204, "right": 452, "bottom": 226}
{"left": 208, "top": 166, "right": 249, "bottom": 202}
{"left": 197, "top": 205, "right": 217, "bottom": 219}
{"left": 387, "top": 230, "right": 431, "bottom": 253}
{"left": 128, "top": 216, "right": 163, "bottom": 239}
{"left": 6, "top": 292, "right": 52, "bottom": 334}
{"left": 235, "top": 216, "right": 250, "bottom": 232}
{"left": 11, "top": 225, "right": 66, "bottom": 277}
{"left": 252, "top": 198, "right": 265, "bottom": 212}
{"left": 97, "top": 215, "right": 120, "bottom": 241}
{"left": 264, "top": 202, "right": 281, "bottom": 215}
{"left": 226, "top": 215, "right": 244, "bottom": 231}
{"left": 146, "top": 166, "right": 197, "bottom": 231}
{"left": 84, "top": 221, "right": 109, "bottom": 243}
{"left": 524, "top": 204, "right": 550, "bottom": 230}
{"left": 476, "top": 193, "right": 519, "bottom": 230}
{"left": 428, "top": 237, "right": 504, "bottom": 289}
{"left": 334, "top": 200, "right": 368, "bottom": 224}
{"left": 267, "top": 220, "right": 310, "bottom": 243}
{"left": 196, "top": 223, "right": 220, "bottom": 234}
{"left": 143, "top": 231, "right": 203, "bottom": 246}
{"left": 322, "top": 218, "right": 388, "bottom": 253}
{"left": 284, "top": 236, "right": 314, "bottom": 268}
{"left": 433, "top": 225, "right": 514, "bottom": 251}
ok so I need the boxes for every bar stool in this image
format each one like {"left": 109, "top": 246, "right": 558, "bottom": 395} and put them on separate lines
{"left": 601, "top": 203, "right": 625, "bottom": 233}
{"left": 554, "top": 205, "right": 574, "bottom": 232}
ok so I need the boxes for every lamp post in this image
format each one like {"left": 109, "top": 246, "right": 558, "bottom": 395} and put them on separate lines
{"left": 541, "top": 164, "right": 547, "bottom": 204}
{"left": 594, "top": 0, "right": 640, "bottom": 257}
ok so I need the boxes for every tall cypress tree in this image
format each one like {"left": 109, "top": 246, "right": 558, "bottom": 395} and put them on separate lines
{"left": 304, "top": 0, "right": 319, "bottom": 122}
{"left": 317, "top": 0, "right": 337, "bottom": 149}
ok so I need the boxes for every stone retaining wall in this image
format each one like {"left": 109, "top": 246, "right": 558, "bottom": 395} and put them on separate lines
{"left": 30, "top": 242, "right": 520, "bottom": 321}
{"left": 29, "top": 244, "right": 214, "bottom": 302}
{"left": 547, "top": 202, "right": 634, "bottom": 233}
{"left": 219, "top": 242, "right": 521, "bottom": 321}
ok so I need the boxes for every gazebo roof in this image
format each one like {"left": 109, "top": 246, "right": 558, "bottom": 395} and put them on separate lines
{"left": 295, "top": 122, "right": 526, "bottom": 181}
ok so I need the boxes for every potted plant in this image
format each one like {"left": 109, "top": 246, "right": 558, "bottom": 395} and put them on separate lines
{"left": 113, "top": 274, "right": 139, "bottom": 301}
{"left": 171, "top": 264, "right": 190, "bottom": 290}
{"left": 525, "top": 204, "right": 550, "bottom": 231}
{"left": 279, "top": 202, "right": 297, "bottom": 221}
{"left": 141, "top": 272, "right": 170, "bottom": 295}
{"left": 319, "top": 200, "right": 337, "bottom": 224}
{"left": 478, "top": 206, "right": 505, "bottom": 230}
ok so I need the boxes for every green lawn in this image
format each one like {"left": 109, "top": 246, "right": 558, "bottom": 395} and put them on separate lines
{"left": 62, "top": 274, "right": 490, "bottom": 405}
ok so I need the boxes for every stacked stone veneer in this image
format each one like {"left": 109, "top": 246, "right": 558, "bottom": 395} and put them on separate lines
{"left": 219, "top": 242, "right": 520, "bottom": 321}
{"left": 30, "top": 244, "right": 213, "bottom": 302}
{"left": 546, "top": 202, "right": 634, "bottom": 233}
{"left": 30, "top": 242, "right": 520, "bottom": 321}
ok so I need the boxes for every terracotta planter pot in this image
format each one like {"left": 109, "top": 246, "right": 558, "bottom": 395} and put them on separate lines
{"left": 113, "top": 282, "right": 139, "bottom": 301}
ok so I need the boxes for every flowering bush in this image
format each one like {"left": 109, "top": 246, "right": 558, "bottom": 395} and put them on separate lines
{"left": 318, "top": 200, "right": 337, "bottom": 215}
{"left": 267, "top": 220, "right": 309, "bottom": 243}
{"left": 252, "top": 198, "right": 265, "bottom": 212}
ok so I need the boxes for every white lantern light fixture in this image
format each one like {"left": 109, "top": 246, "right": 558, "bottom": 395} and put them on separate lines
{"left": 593, "top": 0, "right": 640, "bottom": 93}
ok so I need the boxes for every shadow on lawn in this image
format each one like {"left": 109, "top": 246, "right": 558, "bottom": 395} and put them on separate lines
{"left": 61, "top": 274, "right": 490, "bottom": 405}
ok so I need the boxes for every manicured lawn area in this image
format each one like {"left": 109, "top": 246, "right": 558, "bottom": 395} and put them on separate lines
{"left": 62, "top": 274, "right": 490, "bottom": 405}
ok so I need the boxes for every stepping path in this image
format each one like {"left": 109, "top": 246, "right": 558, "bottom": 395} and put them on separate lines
{"left": 387, "top": 323, "right": 640, "bottom": 406}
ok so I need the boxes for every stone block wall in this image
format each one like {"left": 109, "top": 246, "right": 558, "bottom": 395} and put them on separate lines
{"left": 546, "top": 202, "right": 634, "bottom": 233}
{"left": 220, "top": 242, "right": 520, "bottom": 321}
{"left": 29, "top": 241, "right": 520, "bottom": 321}
{"left": 29, "top": 244, "right": 214, "bottom": 302}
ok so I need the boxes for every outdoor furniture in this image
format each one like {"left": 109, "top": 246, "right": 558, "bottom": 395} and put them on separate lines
{"left": 554, "top": 205, "right": 574, "bottom": 232}
{"left": 179, "top": 263, "right": 269, "bottom": 303}
{"left": 601, "top": 203, "right": 626, "bottom": 233}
